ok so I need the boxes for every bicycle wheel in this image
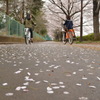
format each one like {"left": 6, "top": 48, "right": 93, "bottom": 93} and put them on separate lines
{"left": 62, "top": 32, "right": 65, "bottom": 43}
{"left": 25, "top": 37, "right": 29, "bottom": 44}
{"left": 68, "top": 33, "right": 73, "bottom": 44}
{"left": 24, "top": 35, "right": 28, "bottom": 44}
{"left": 25, "top": 28, "right": 31, "bottom": 44}
{"left": 62, "top": 32, "right": 67, "bottom": 44}
{"left": 25, "top": 35, "right": 31, "bottom": 44}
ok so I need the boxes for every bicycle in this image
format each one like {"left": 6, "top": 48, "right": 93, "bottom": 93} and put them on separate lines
{"left": 63, "top": 29, "right": 76, "bottom": 45}
{"left": 24, "top": 28, "right": 31, "bottom": 44}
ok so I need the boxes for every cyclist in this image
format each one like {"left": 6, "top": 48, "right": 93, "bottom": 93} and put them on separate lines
{"left": 25, "top": 13, "right": 35, "bottom": 43}
{"left": 63, "top": 16, "right": 75, "bottom": 40}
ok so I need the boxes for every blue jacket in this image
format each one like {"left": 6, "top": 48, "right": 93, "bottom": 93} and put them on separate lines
{"left": 64, "top": 20, "right": 73, "bottom": 30}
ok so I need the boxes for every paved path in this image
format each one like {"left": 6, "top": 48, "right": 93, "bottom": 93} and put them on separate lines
{"left": 0, "top": 42, "right": 100, "bottom": 100}
{"left": 73, "top": 43, "right": 100, "bottom": 51}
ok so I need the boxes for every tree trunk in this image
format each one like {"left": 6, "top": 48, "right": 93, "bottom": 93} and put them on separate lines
{"left": 80, "top": 0, "right": 83, "bottom": 42}
{"left": 93, "top": 0, "right": 100, "bottom": 40}
{"left": 6, "top": 0, "right": 9, "bottom": 15}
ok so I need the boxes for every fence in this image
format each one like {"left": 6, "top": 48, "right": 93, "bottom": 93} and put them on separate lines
{"left": 0, "top": 11, "right": 47, "bottom": 42}
{"left": 0, "top": 12, "right": 24, "bottom": 37}
{"left": 33, "top": 32, "right": 46, "bottom": 41}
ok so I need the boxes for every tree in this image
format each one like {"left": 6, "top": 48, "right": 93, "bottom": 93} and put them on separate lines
{"left": 80, "top": 0, "right": 83, "bottom": 42}
{"left": 48, "top": 0, "right": 91, "bottom": 20}
{"left": 47, "top": 0, "right": 91, "bottom": 40}
{"left": 24, "top": 0, "right": 44, "bottom": 17}
{"left": 53, "top": 28, "right": 62, "bottom": 41}
{"left": 0, "top": 0, "right": 13, "bottom": 15}
{"left": 35, "top": 11, "right": 47, "bottom": 36}
{"left": 0, "top": 0, "right": 48, "bottom": 37}
{"left": 93, "top": 0, "right": 100, "bottom": 40}
{"left": 0, "top": 0, "right": 44, "bottom": 21}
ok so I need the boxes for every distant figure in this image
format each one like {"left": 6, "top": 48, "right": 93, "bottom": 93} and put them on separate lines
{"left": 63, "top": 16, "right": 75, "bottom": 39}
{"left": 25, "top": 13, "right": 35, "bottom": 42}
{"left": 63, "top": 16, "right": 73, "bottom": 31}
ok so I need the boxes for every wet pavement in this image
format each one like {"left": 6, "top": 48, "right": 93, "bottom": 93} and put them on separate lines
{"left": 0, "top": 41, "right": 100, "bottom": 100}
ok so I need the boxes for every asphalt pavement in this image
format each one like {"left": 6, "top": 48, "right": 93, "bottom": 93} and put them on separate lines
{"left": 0, "top": 41, "right": 100, "bottom": 100}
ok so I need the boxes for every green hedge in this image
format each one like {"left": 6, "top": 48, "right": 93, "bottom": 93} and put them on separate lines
{"left": 77, "top": 33, "right": 94, "bottom": 41}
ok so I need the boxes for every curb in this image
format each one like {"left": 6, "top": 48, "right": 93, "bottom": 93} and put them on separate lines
{"left": 0, "top": 35, "right": 25, "bottom": 43}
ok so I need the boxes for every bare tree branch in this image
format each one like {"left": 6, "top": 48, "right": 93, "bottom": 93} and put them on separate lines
{"left": 49, "top": 0, "right": 68, "bottom": 16}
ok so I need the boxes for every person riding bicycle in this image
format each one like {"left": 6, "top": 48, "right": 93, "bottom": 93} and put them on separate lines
{"left": 25, "top": 13, "right": 35, "bottom": 43}
{"left": 63, "top": 16, "right": 75, "bottom": 39}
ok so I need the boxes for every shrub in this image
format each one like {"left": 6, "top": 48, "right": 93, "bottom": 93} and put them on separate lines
{"left": 77, "top": 33, "right": 94, "bottom": 41}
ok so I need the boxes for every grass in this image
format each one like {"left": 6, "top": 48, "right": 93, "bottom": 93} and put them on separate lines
{"left": 75, "top": 40, "right": 100, "bottom": 44}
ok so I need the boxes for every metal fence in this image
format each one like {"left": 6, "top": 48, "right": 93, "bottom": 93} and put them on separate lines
{"left": 0, "top": 12, "right": 24, "bottom": 37}
{"left": 0, "top": 11, "right": 47, "bottom": 41}
{"left": 33, "top": 32, "right": 46, "bottom": 40}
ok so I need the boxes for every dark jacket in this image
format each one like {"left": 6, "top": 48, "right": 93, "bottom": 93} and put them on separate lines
{"left": 25, "top": 19, "right": 35, "bottom": 29}
{"left": 64, "top": 20, "right": 73, "bottom": 30}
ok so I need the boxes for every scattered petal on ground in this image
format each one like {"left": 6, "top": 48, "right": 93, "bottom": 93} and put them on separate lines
{"left": 35, "top": 81, "right": 41, "bottom": 84}
{"left": 97, "top": 76, "right": 100, "bottom": 80}
{"left": 79, "top": 97, "right": 88, "bottom": 100}
{"left": 76, "top": 83, "right": 82, "bottom": 86}
{"left": 79, "top": 69, "right": 83, "bottom": 71}
{"left": 46, "top": 69, "right": 50, "bottom": 72}
{"left": 5, "top": 93, "right": 14, "bottom": 96}
{"left": 59, "top": 82, "right": 64, "bottom": 85}
{"left": 88, "top": 73, "right": 93, "bottom": 75}
{"left": 27, "top": 72, "right": 31, "bottom": 76}
{"left": 51, "top": 83, "right": 57, "bottom": 86}
{"left": 2, "top": 83, "right": 8, "bottom": 86}
{"left": 43, "top": 80, "right": 49, "bottom": 83}
{"left": 14, "top": 70, "right": 21, "bottom": 74}
{"left": 63, "top": 91, "right": 70, "bottom": 94}
{"left": 60, "top": 85, "right": 66, "bottom": 88}
{"left": 66, "top": 60, "right": 70, "bottom": 63}
{"left": 47, "top": 90, "right": 54, "bottom": 94}
{"left": 15, "top": 86, "right": 22, "bottom": 91}
{"left": 82, "top": 77, "right": 88, "bottom": 80}
{"left": 23, "top": 82, "right": 29, "bottom": 86}
{"left": 73, "top": 72, "right": 76, "bottom": 74}
{"left": 47, "top": 87, "right": 52, "bottom": 91}
{"left": 15, "top": 86, "right": 27, "bottom": 91}
{"left": 52, "top": 86, "right": 60, "bottom": 89}
{"left": 34, "top": 73, "right": 39, "bottom": 76}
{"left": 89, "top": 85, "right": 96, "bottom": 89}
